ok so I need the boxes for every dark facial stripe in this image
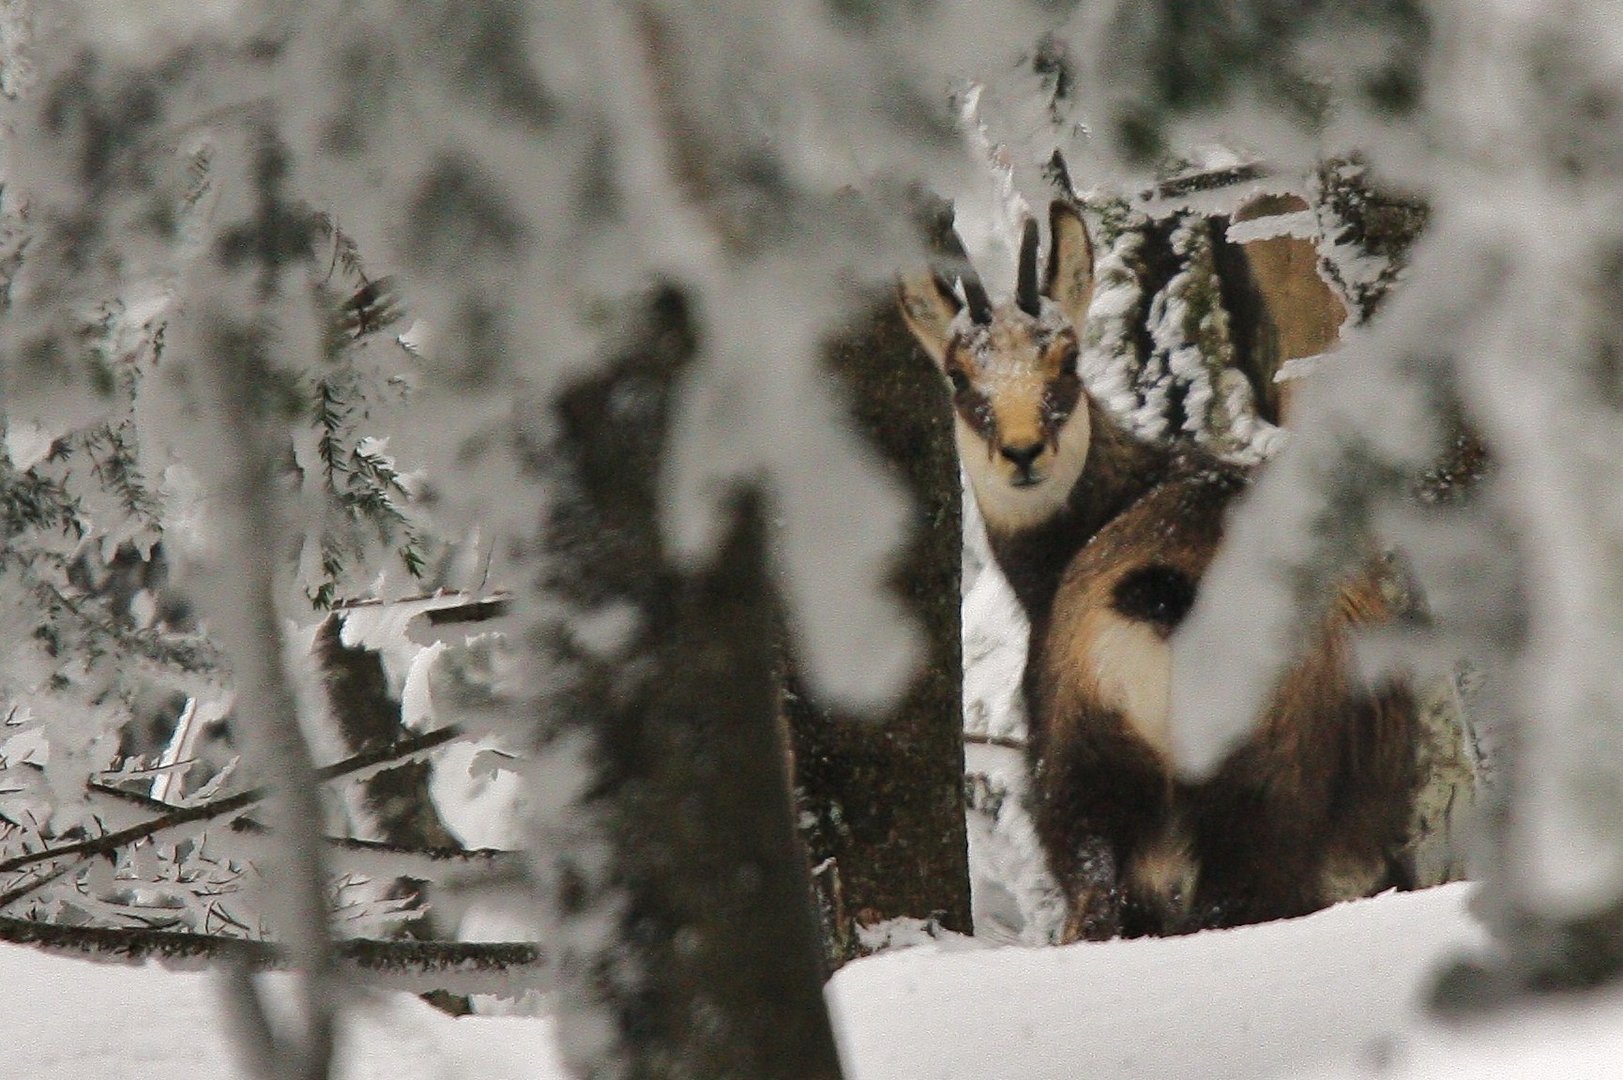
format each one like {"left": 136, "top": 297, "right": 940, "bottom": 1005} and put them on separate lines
{"left": 941, "top": 340, "right": 998, "bottom": 441}
{"left": 1042, "top": 369, "right": 1083, "bottom": 445}
{"left": 958, "top": 386, "right": 997, "bottom": 442}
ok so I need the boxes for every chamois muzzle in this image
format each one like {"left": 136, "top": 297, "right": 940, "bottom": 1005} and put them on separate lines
{"left": 1001, "top": 439, "right": 1046, "bottom": 486}
{"left": 1001, "top": 441, "right": 1043, "bottom": 470}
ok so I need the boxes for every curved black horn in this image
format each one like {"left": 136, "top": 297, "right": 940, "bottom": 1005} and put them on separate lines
{"left": 1016, "top": 217, "right": 1042, "bottom": 317}
{"left": 939, "top": 227, "right": 994, "bottom": 324}
{"left": 961, "top": 267, "right": 994, "bottom": 325}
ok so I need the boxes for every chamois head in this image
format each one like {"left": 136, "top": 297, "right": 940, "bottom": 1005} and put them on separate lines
{"left": 899, "top": 202, "right": 1097, "bottom": 531}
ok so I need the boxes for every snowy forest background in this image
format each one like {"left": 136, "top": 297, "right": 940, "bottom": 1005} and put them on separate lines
{"left": 3, "top": 1, "right": 1623, "bottom": 1077}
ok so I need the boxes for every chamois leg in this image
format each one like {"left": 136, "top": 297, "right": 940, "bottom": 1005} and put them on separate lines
{"left": 1322, "top": 682, "right": 1424, "bottom": 900}
{"left": 1031, "top": 761, "right": 1125, "bottom": 942}
{"left": 1181, "top": 711, "right": 1342, "bottom": 928}
{"left": 1185, "top": 780, "right": 1329, "bottom": 928}
{"left": 1057, "top": 835, "right": 1123, "bottom": 943}
{"left": 1184, "top": 683, "right": 1420, "bottom": 927}
{"left": 1033, "top": 724, "right": 1172, "bottom": 941}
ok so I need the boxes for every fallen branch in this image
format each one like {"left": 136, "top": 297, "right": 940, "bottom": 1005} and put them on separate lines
{"left": 324, "top": 836, "right": 527, "bottom": 889}
{"left": 0, "top": 913, "right": 547, "bottom": 997}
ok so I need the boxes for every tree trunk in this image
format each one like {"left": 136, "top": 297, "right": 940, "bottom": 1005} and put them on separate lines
{"left": 1224, "top": 192, "right": 1347, "bottom": 424}
{"left": 784, "top": 292, "right": 973, "bottom": 965}
{"left": 535, "top": 286, "right": 844, "bottom": 1080}
{"left": 315, "top": 616, "right": 460, "bottom": 851}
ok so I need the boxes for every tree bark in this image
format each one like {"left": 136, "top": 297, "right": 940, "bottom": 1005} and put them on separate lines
{"left": 315, "top": 616, "right": 459, "bottom": 850}
{"left": 1224, "top": 192, "right": 1347, "bottom": 424}
{"left": 536, "top": 286, "right": 844, "bottom": 1079}
{"left": 784, "top": 292, "right": 973, "bottom": 965}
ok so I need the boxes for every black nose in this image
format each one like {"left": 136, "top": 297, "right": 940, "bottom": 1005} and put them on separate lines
{"left": 1000, "top": 442, "right": 1043, "bottom": 469}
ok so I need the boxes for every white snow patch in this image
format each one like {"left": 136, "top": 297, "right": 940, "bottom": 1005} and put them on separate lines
{"left": 1307, "top": 984, "right": 1623, "bottom": 1080}
{"left": 961, "top": 519, "right": 1064, "bottom": 944}
{"left": 3, "top": 418, "right": 54, "bottom": 471}
{"left": 856, "top": 916, "right": 984, "bottom": 955}
{"left": 964, "top": 740, "right": 1067, "bottom": 945}
{"left": 1224, "top": 209, "right": 1319, "bottom": 244}
{"left": 0, "top": 947, "right": 566, "bottom": 1080}
{"left": 961, "top": 565, "right": 1028, "bottom": 742}
{"left": 0, "top": 883, "right": 1505, "bottom": 1080}
{"left": 831, "top": 884, "right": 1491, "bottom": 1080}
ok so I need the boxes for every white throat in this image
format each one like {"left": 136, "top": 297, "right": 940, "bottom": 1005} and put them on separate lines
{"left": 958, "top": 406, "right": 1092, "bottom": 534}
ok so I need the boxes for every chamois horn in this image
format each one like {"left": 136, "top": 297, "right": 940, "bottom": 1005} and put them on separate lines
{"left": 938, "top": 227, "right": 994, "bottom": 325}
{"left": 1016, "top": 216, "right": 1042, "bottom": 317}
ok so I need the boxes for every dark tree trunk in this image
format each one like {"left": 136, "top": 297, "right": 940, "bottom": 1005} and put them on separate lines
{"left": 536, "top": 286, "right": 844, "bottom": 1080}
{"left": 784, "top": 292, "right": 973, "bottom": 965}
{"left": 315, "top": 616, "right": 459, "bottom": 851}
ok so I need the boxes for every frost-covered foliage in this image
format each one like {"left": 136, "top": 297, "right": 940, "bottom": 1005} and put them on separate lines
{"left": 0, "top": 151, "right": 429, "bottom": 946}
{"left": 1138, "top": 214, "right": 1274, "bottom": 457}
{"left": 0, "top": 1, "right": 1086, "bottom": 1077}
{"left": 1313, "top": 157, "right": 1429, "bottom": 323}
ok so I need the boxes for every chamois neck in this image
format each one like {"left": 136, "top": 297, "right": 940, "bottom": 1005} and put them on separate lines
{"left": 983, "top": 398, "right": 1184, "bottom": 622}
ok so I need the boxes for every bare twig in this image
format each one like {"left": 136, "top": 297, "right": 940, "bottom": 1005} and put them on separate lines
{"left": 0, "top": 862, "right": 75, "bottom": 911}
{"left": 963, "top": 732, "right": 1027, "bottom": 752}
{"left": 1138, "top": 162, "right": 1270, "bottom": 202}
{"left": 0, "top": 725, "right": 466, "bottom": 880}
{"left": 322, "top": 836, "right": 527, "bottom": 888}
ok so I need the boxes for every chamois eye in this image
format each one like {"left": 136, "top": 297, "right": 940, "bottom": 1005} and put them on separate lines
{"left": 1044, "top": 371, "right": 1082, "bottom": 426}
{"left": 948, "top": 370, "right": 970, "bottom": 394}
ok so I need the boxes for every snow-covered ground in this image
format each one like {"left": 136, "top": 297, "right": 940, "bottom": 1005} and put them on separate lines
{"left": 834, "top": 883, "right": 1489, "bottom": 1080}
{"left": 16, "top": 881, "right": 1623, "bottom": 1079}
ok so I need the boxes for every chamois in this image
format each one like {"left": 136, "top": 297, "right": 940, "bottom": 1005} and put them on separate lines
{"left": 899, "top": 202, "right": 1420, "bottom": 941}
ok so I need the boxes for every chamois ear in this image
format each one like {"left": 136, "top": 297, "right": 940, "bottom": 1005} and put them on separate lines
{"left": 897, "top": 271, "right": 962, "bottom": 368}
{"left": 1045, "top": 201, "right": 1095, "bottom": 328}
